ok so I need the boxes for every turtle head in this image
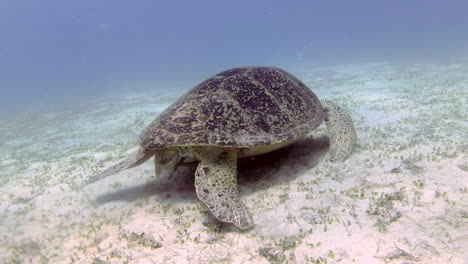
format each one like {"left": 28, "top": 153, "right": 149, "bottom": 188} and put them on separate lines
{"left": 155, "top": 148, "right": 180, "bottom": 177}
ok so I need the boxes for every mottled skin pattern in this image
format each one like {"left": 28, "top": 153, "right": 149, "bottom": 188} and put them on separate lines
{"left": 83, "top": 148, "right": 154, "bottom": 185}
{"left": 86, "top": 66, "right": 357, "bottom": 230}
{"left": 193, "top": 147, "right": 254, "bottom": 229}
{"left": 140, "top": 67, "right": 324, "bottom": 148}
{"left": 321, "top": 100, "right": 357, "bottom": 162}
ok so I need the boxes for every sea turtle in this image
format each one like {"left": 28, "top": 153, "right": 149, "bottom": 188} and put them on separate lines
{"left": 86, "top": 66, "right": 357, "bottom": 229}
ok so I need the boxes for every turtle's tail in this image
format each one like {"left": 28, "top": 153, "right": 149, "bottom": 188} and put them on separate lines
{"left": 83, "top": 147, "right": 154, "bottom": 186}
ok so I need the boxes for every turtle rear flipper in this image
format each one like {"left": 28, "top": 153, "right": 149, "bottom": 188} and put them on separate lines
{"left": 321, "top": 100, "right": 357, "bottom": 162}
{"left": 84, "top": 147, "right": 154, "bottom": 186}
{"left": 193, "top": 147, "right": 254, "bottom": 229}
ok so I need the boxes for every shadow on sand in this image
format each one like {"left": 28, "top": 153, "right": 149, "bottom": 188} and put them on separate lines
{"left": 93, "top": 136, "right": 330, "bottom": 206}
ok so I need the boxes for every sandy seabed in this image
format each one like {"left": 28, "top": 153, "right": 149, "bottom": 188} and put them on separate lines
{"left": 0, "top": 63, "right": 466, "bottom": 264}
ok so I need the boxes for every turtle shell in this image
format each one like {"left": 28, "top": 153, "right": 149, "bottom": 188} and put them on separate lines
{"left": 140, "top": 66, "right": 324, "bottom": 148}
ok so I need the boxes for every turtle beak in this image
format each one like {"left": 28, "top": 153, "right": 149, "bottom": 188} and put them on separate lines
{"left": 154, "top": 148, "right": 180, "bottom": 177}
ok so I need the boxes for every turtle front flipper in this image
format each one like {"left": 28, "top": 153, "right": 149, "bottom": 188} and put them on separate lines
{"left": 84, "top": 147, "right": 154, "bottom": 186}
{"left": 321, "top": 100, "right": 357, "bottom": 162}
{"left": 193, "top": 147, "right": 254, "bottom": 229}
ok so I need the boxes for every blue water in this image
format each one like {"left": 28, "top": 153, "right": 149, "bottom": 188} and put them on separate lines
{"left": 1, "top": 2, "right": 468, "bottom": 262}
{"left": 1, "top": 0, "right": 468, "bottom": 109}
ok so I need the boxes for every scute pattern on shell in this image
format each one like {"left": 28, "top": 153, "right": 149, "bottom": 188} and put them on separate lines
{"left": 140, "top": 67, "right": 324, "bottom": 148}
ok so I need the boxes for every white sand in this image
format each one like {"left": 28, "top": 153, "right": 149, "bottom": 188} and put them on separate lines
{"left": 0, "top": 63, "right": 466, "bottom": 264}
